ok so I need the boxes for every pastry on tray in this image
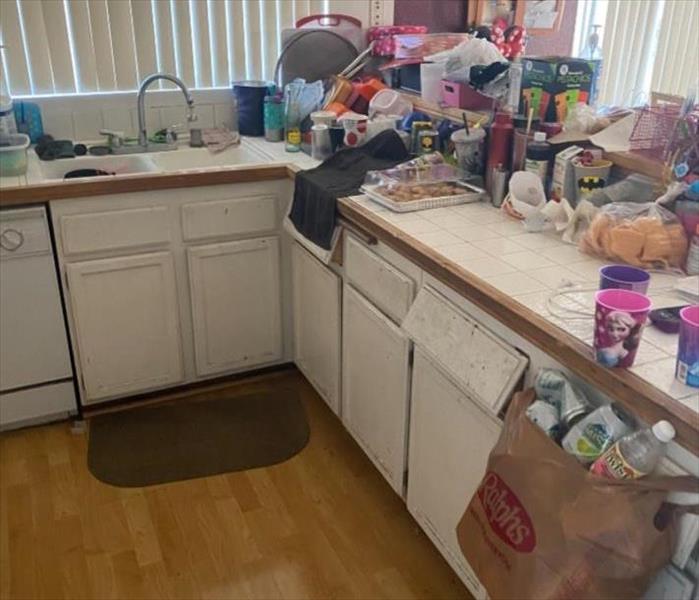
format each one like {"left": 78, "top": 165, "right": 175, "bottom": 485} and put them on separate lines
{"left": 376, "top": 182, "right": 463, "bottom": 202}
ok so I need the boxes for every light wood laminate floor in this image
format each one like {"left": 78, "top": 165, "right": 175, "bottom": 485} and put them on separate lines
{"left": 0, "top": 370, "right": 471, "bottom": 600}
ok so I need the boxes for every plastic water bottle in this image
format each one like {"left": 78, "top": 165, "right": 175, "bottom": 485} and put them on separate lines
{"left": 590, "top": 421, "right": 675, "bottom": 479}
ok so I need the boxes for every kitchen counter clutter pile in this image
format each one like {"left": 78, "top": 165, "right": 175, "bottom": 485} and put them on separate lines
{"left": 2, "top": 10, "right": 699, "bottom": 600}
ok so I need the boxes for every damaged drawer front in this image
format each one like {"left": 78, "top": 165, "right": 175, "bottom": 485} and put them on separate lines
{"left": 181, "top": 195, "right": 277, "bottom": 242}
{"left": 59, "top": 206, "right": 170, "bottom": 256}
{"left": 402, "top": 285, "right": 528, "bottom": 414}
{"left": 344, "top": 234, "right": 415, "bottom": 323}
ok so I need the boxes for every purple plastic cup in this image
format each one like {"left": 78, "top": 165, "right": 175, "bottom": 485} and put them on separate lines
{"left": 594, "top": 289, "right": 652, "bottom": 368}
{"left": 676, "top": 305, "right": 699, "bottom": 387}
{"left": 599, "top": 264, "right": 650, "bottom": 294}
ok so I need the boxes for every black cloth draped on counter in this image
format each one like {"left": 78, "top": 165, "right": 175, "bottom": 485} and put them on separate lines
{"left": 290, "top": 130, "right": 409, "bottom": 250}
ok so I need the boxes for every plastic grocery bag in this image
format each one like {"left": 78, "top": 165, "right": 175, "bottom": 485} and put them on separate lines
{"left": 579, "top": 202, "right": 688, "bottom": 269}
{"left": 456, "top": 390, "right": 699, "bottom": 600}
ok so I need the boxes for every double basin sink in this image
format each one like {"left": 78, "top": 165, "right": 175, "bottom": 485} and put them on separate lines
{"left": 37, "top": 142, "right": 271, "bottom": 182}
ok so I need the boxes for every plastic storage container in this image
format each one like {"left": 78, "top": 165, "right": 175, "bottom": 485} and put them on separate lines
{"left": 0, "top": 133, "right": 30, "bottom": 176}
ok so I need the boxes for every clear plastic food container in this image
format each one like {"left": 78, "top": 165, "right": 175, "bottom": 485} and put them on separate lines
{"left": 0, "top": 134, "right": 30, "bottom": 176}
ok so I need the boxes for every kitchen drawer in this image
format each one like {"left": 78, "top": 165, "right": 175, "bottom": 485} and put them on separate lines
{"left": 59, "top": 206, "right": 170, "bottom": 255}
{"left": 0, "top": 380, "right": 76, "bottom": 430}
{"left": 344, "top": 233, "right": 415, "bottom": 323}
{"left": 0, "top": 207, "right": 51, "bottom": 258}
{"left": 181, "top": 195, "right": 277, "bottom": 242}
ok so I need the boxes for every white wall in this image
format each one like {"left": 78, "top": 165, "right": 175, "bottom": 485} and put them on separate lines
{"left": 18, "top": 88, "right": 234, "bottom": 143}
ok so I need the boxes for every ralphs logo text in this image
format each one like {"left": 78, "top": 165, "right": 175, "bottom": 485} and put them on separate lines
{"left": 477, "top": 472, "right": 536, "bottom": 552}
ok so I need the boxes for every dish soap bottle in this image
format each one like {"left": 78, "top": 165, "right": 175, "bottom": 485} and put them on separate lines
{"left": 525, "top": 131, "right": 551, "bottom": 186}
{"left": 590, "top": 420, "right": 676, "bottom": 480}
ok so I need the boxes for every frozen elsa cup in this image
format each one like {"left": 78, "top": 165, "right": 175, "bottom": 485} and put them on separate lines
{"left": 599, "top": 264, "right": 650, "bottom": 294}
{"left": 593, "top": 289, "right": 652, "bottom": 368}
{"left": 676, "top": 305, "right": 699, "bottom": 387}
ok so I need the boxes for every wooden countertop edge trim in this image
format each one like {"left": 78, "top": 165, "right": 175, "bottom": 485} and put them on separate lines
{"left": 338, "top": 198, "right": 699, "bottom": 455}
{"left": 0, "top": 164, "right": 290, "bottom": 206}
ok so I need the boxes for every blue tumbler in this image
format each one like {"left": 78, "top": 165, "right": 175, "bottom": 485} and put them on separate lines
{"left": 233, "top": 81, "right": 273, "bottom": 137}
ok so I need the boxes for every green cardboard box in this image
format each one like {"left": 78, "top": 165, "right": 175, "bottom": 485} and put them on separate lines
{"left": 519, "top": 57, "right": 601, "bottom": 123}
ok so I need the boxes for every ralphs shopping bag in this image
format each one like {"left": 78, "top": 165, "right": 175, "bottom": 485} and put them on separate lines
{"left": 456, "top": 389, "right": 699, "bottom": 600}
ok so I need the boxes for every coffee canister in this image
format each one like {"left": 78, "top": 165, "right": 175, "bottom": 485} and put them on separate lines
{"left": 233, "top": 81, "right": 273, "bottom": 137}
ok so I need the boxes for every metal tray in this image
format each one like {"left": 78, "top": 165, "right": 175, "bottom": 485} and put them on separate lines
{"left": 361, "top": 181, "right": 486, "bottom": 213}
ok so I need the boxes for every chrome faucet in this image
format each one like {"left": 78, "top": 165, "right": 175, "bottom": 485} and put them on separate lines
{"left": 136, "top": 73, "right": 196, "bottom": 149}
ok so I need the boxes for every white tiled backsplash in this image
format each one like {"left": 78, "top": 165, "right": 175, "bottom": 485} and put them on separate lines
{"left": 18, "top": 88, "right": 235, "bottom": 142}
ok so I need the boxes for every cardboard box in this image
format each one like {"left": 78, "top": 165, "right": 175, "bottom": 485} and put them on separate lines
{"left": 519, "top": 57, "right": 601, "bottom": 123}
{"left": 551, "top": 146, "right": 604, "bottom": 203}
{"left": 551, "top": 146, "right": 583, "bottom": 202}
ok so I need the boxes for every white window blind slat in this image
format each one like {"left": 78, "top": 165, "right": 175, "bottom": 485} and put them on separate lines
{"left": 40, "top": 0, "right": 75, "bottom": 93}
{"left": 88, "top": 0, "right": 117, "bottom": 92}
{"left": 171, "top": 0, "right": 194, "bottom": 87}
{"left": 243, "top": 0, "right": 262, "bottom": 81}
{"left": 131, "top": 0, "right": 158, "bottom": 87}
{"left": 16, "top": 0, "right": 54, "bottom": 93}
{"left": 309, "top": 0, "right": 326, "bottom": 16}
{"left": 190, "top": 0, "right": 212, "bottom": 88}
{"left": 226, "top": 0, "right": 247, "bottom": 82}
{"left": 260, "top": 0, "right": 278, "bottom": 85}
{"left": 208, "top": 0, "right": 228, "bottom": 87}
{"left": 65, "top": 0, "right": 99, "bottom": 93}
{"left": 0, "top": 0, "right": 33, "bottom": 95}
{"left": 153, "top": 0, "right": 176, "bottom": 88}
{"left": 107, "top": 0, "right": 138, "bottom": 90}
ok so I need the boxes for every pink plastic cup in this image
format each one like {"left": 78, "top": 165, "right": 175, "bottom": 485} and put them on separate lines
{"left": 676, "top": 305, "right": 699, "bottom": 387}
{"left": 593, "top": 289, "right": 652, "bottom": 368}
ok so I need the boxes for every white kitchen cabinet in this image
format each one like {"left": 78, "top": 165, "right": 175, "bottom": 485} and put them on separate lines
{"left": 342, "top": 284, "right": 411, "bottom": 496}
{"left": 407, "top": 349, "right": 501, "bottom": 598}
{"left": 66, "top": 251, "right": 184, "bottom": 403}
{"left": 187, "top": 236, "right": 282, "bottom": 376}
{"left": 291, "top": 242, "right": 341, "bottom": 414}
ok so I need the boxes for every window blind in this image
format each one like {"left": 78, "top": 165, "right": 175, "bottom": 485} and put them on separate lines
{"left": 650, "top": 0, "right": 699, "bottom": 98}
{"left": 0, "top": 0, "right": 346, "bottom": 96}
{"left": 597, "top": 0, "right": 699, "bottom": 106}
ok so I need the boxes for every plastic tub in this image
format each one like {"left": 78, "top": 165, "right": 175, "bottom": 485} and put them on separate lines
{"left": 0, "top": 134, "right": 30, "bottom": 176}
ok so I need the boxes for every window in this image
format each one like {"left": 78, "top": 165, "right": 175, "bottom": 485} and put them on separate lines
{"left": 573, "top": 0, "right": 699, "bottom": 106}
{"left": 0, "top": 0, "right": 386, "bottom": 97}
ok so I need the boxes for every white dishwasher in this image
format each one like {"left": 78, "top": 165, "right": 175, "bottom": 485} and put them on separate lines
{"left": 0, "top": 207, "right": 76, "bottom": 429}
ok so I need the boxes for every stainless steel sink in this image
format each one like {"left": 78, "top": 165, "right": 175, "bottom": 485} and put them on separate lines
{"left": 38, "top": 155, "right": 161, "bottom": 181}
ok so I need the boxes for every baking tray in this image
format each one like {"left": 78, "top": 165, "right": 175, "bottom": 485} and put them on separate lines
{"left": 360, "top": 181, "right": 486, "bottom": 212}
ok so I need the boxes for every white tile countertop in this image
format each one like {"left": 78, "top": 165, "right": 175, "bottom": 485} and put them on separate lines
{"left": 345, "top": 194, "right": 699, "bottom": 413}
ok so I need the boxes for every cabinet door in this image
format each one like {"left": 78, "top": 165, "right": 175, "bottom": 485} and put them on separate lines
{"left": 188, "top": 237, "right": 282, "bottom": 377}
{"left": 342, "top": 284, "right": 411, "bottom": 496}
{"left": 291, "top": 242, "right": 341, "bottom": 414}
{"left": 407, "top": 349, "right": 500, "bottom": 597}
{"left": 66, "top": 252, "right": 184, "bottom": 403}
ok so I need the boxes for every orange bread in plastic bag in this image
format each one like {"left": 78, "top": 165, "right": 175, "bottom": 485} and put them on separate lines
{"left": 580, "top": 203, "right": 688, "bottom": 269}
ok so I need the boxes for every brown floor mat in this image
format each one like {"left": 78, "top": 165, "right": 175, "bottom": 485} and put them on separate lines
{"left": 87, "top": 389, "right": 309, "bottom": 487}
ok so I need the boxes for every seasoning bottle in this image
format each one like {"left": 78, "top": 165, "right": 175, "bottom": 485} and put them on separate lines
{"left": 525, "top": 131, "right": 552, "bottom": 185}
